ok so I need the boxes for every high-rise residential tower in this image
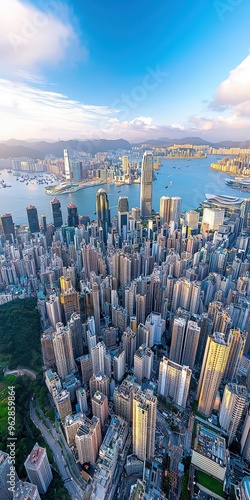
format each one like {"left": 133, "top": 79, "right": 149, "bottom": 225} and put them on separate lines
{"left": 26, "top": 205, "right": 40, "bottom": 233}
{"left": 219, "top": 383, "right": 247, "bottom": 445}
{"left": 158, "top": 357, "right": 191, "bottom": 408}
{"left": 51, "top": 197, "right": 63, "bottom": 228}
{"left": 24, "top": 443, "right": 52, "bottom": 494}
{"left": 197, "top": 332, "right": 230, "bottom": 417}
{"left": 140, "top": 151, "right": 153, "bottom": 219}
{"left": 132, "top": 389, "right": 156, "bottom": 461}
{"left": 181, "top": 321, "right": 200, "bottom": 370}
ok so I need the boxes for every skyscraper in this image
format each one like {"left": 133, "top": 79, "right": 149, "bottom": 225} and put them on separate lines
{"left": 169, "top": 196, "right": 182, "bottom": 227}
{"left": 92, "top": 391, "right": 109, "bottom": 429}
{"left": 64, "top": 149, "right": 71, "bottom": 182}
{"left": 51, "top": 197, "right": 63, "bottom": 228}
{"left": 132, "top": 389, "right": 156, "bottom": 460}
{"left": 26, "top": 205, "right": 40, "bottom": 233}
{"left": 241, "top": 407, "right": 250, "bottom": 461}
{"left": 134, "top": 344, "right": 153, "bottom": 385}
{"left": 0, "top": 451, "right": 18, "bottom": 499}
{"left": 159, "top": 196, "right": 171, "bottom": 224}
{"left": 169, "top": 317, "right": 186, "bottom": 365}
{"left": 96, "top": 188, "right": 110, "bottom": 243}
{"left": 67, "top": 202, "right": 79, "bottom": 227}
{"left": 140, "top": 151, "right": 153, "bottom": 219}
{"left": 181, "top": 321, "right": 200, "bottom": 370}
{"left": 52, "top": 323, "right": 75, "bottom": 380}
{"left": 117, "top": 196, "right": 129, "bottom": 239}
{"left": 75, "top": 416, "right": 102, "bottom": 464}
{"left": 219, "top": 383, "right": 247, "bottom": 445}
{"left": 158, "top": 357, "right": 191, "bottom": 408}
{"left": 122, "top": 155, "right": 129, "bottom": 174}
{"left": 197, "top": 332, "right": 230, "bottom": 417}
{"left": 24, "top": 443, "right": 52, "bottom": 494}
{"left": 223, "top": 328, "right": 247, "bottom": 382}
{"left": 0, "top": 213, "right": 15, "bottom": 242}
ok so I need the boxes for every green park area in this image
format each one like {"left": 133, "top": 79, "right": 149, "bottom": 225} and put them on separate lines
{"left": 0, "top": 299, "right": 70, "bottom": 498}
{"left": 0, "top": 297, "right": 42, "bottom": 370}
{"left": 197, "top": 470, "right": 225, "bottom": 498}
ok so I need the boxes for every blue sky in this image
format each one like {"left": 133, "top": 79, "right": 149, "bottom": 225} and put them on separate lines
{"left": 0, "top": 0, "right": 250, "bottom": 142}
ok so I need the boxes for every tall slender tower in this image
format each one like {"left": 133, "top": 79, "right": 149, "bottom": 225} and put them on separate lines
{"left": 51, "top": 197, "right": 63, "bottom": 228}
{"left": 169, "top": 317, "right": 186, "bottom": 365}
{"left": 96, "top": 188, "right": 110, "bottom": 243}
{"left": 117, "top": 196, "right": 129, "bottom": 239}
{"left": 0, "top": 213, "right": 15, "bottom": 242}
{"left": 24, "top": 443, "right": 53, "bottom": 494}
{"left": 169, "top": 196, "right": 182, "bottom": 227}
{"left": 26, "top": 205, "right": 40, "bottom": 233}
{"left": 223, "top": 329, "right": 247, "bottom": 383}
{"left": 181, "top": 321, "right": 200, "bottom": 370}
{"left": 197, "top": 332, "right": 229, "bottom": 417}
{"left": 132, "top": 389, "right": 156, "bottom": 460}
{"left": 159, "top": 196, "right": 171, "bottom": 224}
{"left": 64, "top": 149, "right": 71, "bottom": 182}
{"left": 140, "top": 151, "right": 153, "bottom": 219}
{"left": 219, "top": 383, "right": 247, "bottom": 445}
{"left": 67, "top": 203, "right": 79, "bottom": 227}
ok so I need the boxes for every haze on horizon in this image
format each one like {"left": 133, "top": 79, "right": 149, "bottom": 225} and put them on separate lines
{"left": 0, "top": 0, "right": 250, "bottom": 143}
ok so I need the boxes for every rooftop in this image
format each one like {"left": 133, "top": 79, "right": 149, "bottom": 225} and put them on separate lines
{"left": 194, "top": 424, "right": 226, "bottom": 467}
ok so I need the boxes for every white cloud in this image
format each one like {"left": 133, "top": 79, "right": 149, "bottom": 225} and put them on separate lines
{"left": 0, "top": 78, "right": 114, "bottom": 140}
{"left": 0, "top": 0, "right": 87, "bottom": 73}
{"left": 210, "top": 53, "right": 250, "bottom": 109}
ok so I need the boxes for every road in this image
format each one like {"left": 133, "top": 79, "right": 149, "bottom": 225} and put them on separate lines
{"left": 30, "top": 400, "right": 84, "bottom": 500}
{"left": 4, "top": 367, "right": 36, "bottom": 380}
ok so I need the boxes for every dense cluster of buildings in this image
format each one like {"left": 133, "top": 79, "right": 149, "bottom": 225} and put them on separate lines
{"left": 1, "top": 150, "right": 250, "bottom": 499}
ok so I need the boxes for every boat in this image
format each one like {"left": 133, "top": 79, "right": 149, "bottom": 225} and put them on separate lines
{"left": 170, "top": 181, "right": 173, "bottom": 184}
{"left": 165, "top": 185, "right": 168, "bottom": 188}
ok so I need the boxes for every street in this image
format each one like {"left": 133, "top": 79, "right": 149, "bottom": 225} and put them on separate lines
{"left": 30, "top": 400, "right": 84, "bottom": 500}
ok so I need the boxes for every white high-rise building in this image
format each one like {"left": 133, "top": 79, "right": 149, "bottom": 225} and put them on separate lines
{"left": 113, "top": 348, "right": 126, "bottom": 382}
{"left": 159, "top": 196, "right": 171, "bottom": 224}
{"left": 219, "top": 383, "right": 247, "bottom": 445}
{"left": 64, "top": 149, "right": 71, "bottom": 182}
{"left": 169, "top": 196, "right": 182, "bottom": 227}
{"left": 140, "top": 151, "right": 153, "bottom": 219}
{"left": 158, "top": 357, "right": 191, "bottom": 408}
{"left": 91, "top": 341, "right": 106, "bottom": 375}
{"left": 133, "top": 344, "right": 153, "bottom": 385}
{"left": 24, "top": 443, "right": 53, "bottom": 494}
{"left": 202, "top": 208, "right": 224, "bottom": 231}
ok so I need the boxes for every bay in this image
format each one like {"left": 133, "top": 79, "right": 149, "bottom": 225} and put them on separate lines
{"left": 0, "top": 156, "right": 249, "bottom": 225}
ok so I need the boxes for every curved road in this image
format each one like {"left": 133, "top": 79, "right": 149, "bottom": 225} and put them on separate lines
{"left": 30, "top": 400, "right": 84, "bottom": 500}
{"left": 4, "top": 368, "right": 37, "bottom": 380}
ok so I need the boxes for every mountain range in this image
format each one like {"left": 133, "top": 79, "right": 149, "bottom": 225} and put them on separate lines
{"left": 0, "top": 137, "right": 249, "bottom": 159}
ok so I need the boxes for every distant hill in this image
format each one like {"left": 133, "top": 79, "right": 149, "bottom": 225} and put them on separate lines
{"left": 0, "top": 138, "right": 131, "bottom": 159}
{"left": 1, "top": 137, "right": 250, "bottom": 159}
{"left": 133, "top": 137, "right": 250, "bottom": 148}
{"left": 0, "top": 143, "right": 44, "bottom": 159}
